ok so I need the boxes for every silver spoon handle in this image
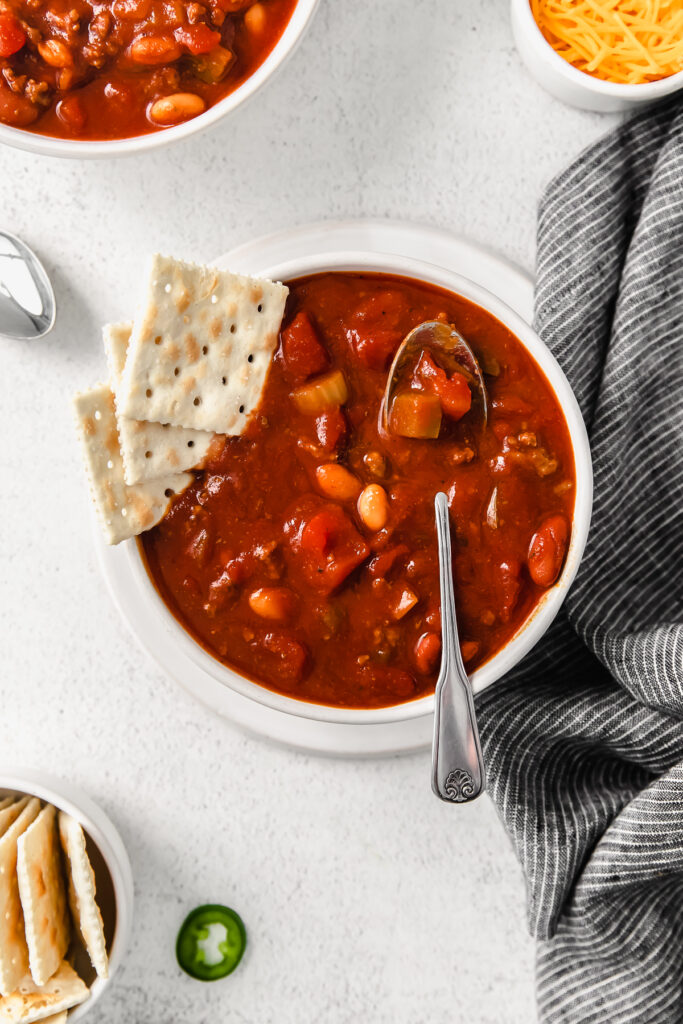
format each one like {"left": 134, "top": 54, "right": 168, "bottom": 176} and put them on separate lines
{"left": 431, "top": 492, "right": 486, "bottom": 803}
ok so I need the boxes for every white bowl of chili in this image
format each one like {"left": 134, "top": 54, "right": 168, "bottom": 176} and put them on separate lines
{"left": 0, "top": 768, "right": 133, "bottom": 1020}
{"left": 511, "top": 0, "right": 683, "bottom": 112}
{"left": 127, "top": 249, "right": 592, "bottom": 729}
{"left": 0, "top": 0, "right": 319, "bottom": 157}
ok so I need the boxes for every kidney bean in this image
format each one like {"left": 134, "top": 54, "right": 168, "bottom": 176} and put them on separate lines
{"left": 527, "top": 514, "right": 569, "bottom": 587}
{"left": 414, "top": 632, "right": 441, "bottom": 674}
{"left": 56, "top": 95, "right": 87, "bottom": 132}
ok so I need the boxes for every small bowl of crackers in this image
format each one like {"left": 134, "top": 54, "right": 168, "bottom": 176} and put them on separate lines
{"left": 0, "top": 770, "right": 133, "bottom": 1022}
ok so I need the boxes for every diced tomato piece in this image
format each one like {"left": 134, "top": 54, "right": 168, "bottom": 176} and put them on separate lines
{"left": 346, "top": 327, "right": 402, "bottom": 370}
{"left": 263, "top": 632, "right": 308, "bottom": 682}
{"left": 296, "top": 504, "right": 369, "bottom": 593}
{"left": 435, "top": 373, "right": 471, "bottom": 419}
{"left": 368, "top": 544, "right": 408, "bottom": 579}
{"left": 0, "top": 14, "right": 26, "bottom": 57}
{"left": 174, "top": 24, "right": 221, "bottom": 54}
{"left": 460, "top": 640, "right": 479, "bottom": 663}
{"left": 415, "top": 352, "right": 471, "bottom": 421}
{"left": 281, "top": 312, "right": 328, "bottom": 381}
{"left": 344, "top": 290, "right": 414, "bottom": 370}
{"left": 528, "top": 514, "right": 569, "bottom": 587}
{"left": 414, "top": 632, "right": 441, "bottom": 674}
{"left": 315, "top": 408, "right": 347, "bottom": 451}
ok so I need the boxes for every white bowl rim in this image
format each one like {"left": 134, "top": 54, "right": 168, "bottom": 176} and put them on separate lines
{"left": 0, "top": 0, "right": 319, "bottom": 159}
{"left": 126, "top": 248, "right": 593, "bottom": 727}
{"left": 511, "top": 0, "right": 683, "bottom": 99}
{"left": 0, "top": 768, "right": 134, "bottom": 1021}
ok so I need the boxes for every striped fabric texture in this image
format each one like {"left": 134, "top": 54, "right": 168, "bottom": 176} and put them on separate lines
{"left": 475, "top": 96, "right": 683, "bottom": 1023}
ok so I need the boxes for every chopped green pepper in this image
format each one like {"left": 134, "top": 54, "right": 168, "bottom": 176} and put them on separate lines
{"left": 176, "top": 904, "right": 247, "bottom": 981}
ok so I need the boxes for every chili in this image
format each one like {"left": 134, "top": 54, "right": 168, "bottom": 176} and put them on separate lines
{"left": 0, "top": 0, "right": 297, "bottom": 139}
{"left": 141, "top": 272, "right": 576, "bottom": 710}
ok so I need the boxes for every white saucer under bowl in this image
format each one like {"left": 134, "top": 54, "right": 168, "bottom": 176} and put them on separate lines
{"left": 96, "top": 219, "right": 592, "bottom": 756}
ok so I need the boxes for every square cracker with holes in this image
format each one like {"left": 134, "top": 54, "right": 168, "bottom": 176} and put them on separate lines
{"left": 118, "top": 255, "right": 288, "bottom": 435}
{"left": 58, "top": 813, "right": 107, "bottom": 980}
{"left": 73, "top": 384, "right": 191, "bottom": 544}
{"left": 0, "top": 799, "right": 41, "bottom": 996}
{"left": 104, "top": 322, "right": 216, "bottom": 486}
{"left": 16, "top": 805, "right": 69, "bottom": 988}
{"left": 0, "top": 961, "right": 88, "bottom": 1023}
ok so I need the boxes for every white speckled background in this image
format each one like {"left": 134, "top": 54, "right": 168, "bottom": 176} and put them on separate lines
{"left": 0, "top": 0, "right": 617, "bottom": 1020}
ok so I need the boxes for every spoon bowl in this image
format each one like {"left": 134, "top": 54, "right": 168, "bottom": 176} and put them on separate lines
{"left": 381, "top": 319, "right": 489, "bottom": 433}
{"left": 0, "top": 231, "right": 56, "bottom": 341}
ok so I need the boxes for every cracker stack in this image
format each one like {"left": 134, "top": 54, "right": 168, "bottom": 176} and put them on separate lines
{"left": 73, "top": 255, "right": 288, "bottom": 545}
{"left": 0, "top": 797, "right": 108, "bottom": 1023}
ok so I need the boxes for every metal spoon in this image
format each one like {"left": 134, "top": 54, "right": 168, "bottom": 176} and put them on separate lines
{"left": 432, "top": 492, "right": 485, "bottom": 803}
{"left": 380, "top": 319, "right": 487, "bottom": 802}
{"left": 0, "top": 231, "right": 56, "bottom": 341}
{"left": 381, "top": 319, "right": 488, "bottom": 433}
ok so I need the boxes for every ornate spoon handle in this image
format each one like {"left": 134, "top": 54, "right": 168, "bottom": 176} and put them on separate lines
{"left": 431, "top": 492, "right": 486, "bottom": 803}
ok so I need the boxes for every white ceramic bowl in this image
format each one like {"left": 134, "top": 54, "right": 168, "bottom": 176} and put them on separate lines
{"left": 511, "top": 0, "right": 683, "bottom": 112}
{"left": 0, "top": 769, "right": 133, "bottom": 1020}
{"left": 0, "top": 0, "right": 319, "bottom": 159}
{"left": 127, "top": 248, "right": 593, "bottom": 726}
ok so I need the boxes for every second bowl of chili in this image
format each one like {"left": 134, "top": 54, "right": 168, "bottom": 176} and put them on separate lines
{"left": 126, "top": 250, "right": 592, "bottom": 724}
{"left": 0, "top": 0, "right": 319, "bottom": 156}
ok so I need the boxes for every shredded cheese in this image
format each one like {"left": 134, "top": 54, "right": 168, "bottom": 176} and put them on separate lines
{"left": 530, "top": 0, "right": 683, "bottom": 84}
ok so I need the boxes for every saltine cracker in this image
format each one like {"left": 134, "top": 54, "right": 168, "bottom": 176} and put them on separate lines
{"left": 119, "top": 255, "right": 287, "bottom": 434}
{"left": 73, "top": 385, "right": 191, "bottom": 544}
{"left": 104, "top": 322, "right": 215, "bottom": 485}
{"left": 0, "top": 799, "right": 41, "bottom": 995}
{"left": 16, "top": 805, "right": 69, "bottom": 987}
{"left": 58, "top": 814, "right": 108, "bottom": 980}
{"left": 0, "top": 961, "right": 88, "bottom": 1022}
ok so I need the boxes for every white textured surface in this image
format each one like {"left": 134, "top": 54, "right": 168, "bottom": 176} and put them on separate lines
{"left": 0, "top": 0, "right": 618, "bottom": 1020}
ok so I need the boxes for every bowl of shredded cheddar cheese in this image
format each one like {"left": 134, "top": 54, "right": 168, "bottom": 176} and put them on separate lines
{"left": 511, "top": 0, "right": 683, "bottom": 111}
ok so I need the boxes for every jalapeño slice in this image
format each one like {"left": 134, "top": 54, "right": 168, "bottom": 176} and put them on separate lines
{"left": 176, "top": 904, "right": 247, "bottom": 981}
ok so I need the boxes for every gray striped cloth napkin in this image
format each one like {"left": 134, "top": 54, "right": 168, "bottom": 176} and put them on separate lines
{"left": 475, "top": 96, "right": 683, "bottom": 1023}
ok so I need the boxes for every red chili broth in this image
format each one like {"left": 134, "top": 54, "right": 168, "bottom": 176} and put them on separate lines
{"left": 140, "top": 272, "right": 576, "bottom": 709}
